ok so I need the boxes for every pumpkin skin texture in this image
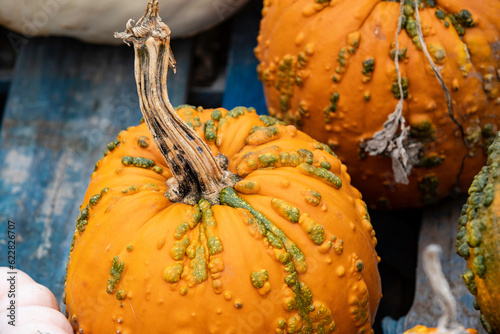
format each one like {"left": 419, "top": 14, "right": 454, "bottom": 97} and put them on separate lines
{"left": 255, "top": 0, "right": 500, "bottom": 209}
{"left": 0, "top": 267, "right": 73, "bottom": 334}
{"left": 64, "top": 106, "right": 382, "bottom": 333}
{"left": 404, "top": 325, "right": 478, "bottom": 334}
{"left": 456, "top": 132, "right": 500, "bottom": 334}
{"left": 0, "top": 0, "right": 249, "bottom": 44}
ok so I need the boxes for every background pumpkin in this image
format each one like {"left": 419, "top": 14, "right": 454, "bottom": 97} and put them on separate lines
{"left": 255, "top": 0, "right": 500, "bottom": 209}
{"left": 0, "top": 0, "right": 249, "bottom": 44}
{"left": 64, "top": 2, "right": 382, "bottom": 333}
{"left": 404, "top": 325, "right": 477, "bottom": 333}
{"left": 456, "top": 132, "right": 500, "bottom": 334}
{"left": 0, "top": 267, "right": 72, "bottom": 334}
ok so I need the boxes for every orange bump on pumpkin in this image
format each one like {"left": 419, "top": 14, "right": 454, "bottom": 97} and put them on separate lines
{"left": 256, "top": 0, "right": 500, "bottom": 209}
{"left": 63, "top": 1, "right": 381, "bottom": 333}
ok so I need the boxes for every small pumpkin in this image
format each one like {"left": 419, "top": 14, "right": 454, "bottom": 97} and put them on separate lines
{"left": 64, "top": 1, "right": 381, "bottom": 333}
{"left": 456, "top": 132, "right": 500, "bottom": 334}
{"left": 0, "top": 0, "right": 249, "bottom": 44}
{"left": 404, "top": 325, "right": 477, "bottom": 334}
{"left": 0, "top": 267, "right": 72, "bottom": 334}
{"left": 255, "top": 0, "right": 500, "bottom": 209}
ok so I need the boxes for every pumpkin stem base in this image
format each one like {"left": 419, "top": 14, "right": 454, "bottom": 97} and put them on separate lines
{"left": 116, "top": 0, "right": 237, "bottom": 205}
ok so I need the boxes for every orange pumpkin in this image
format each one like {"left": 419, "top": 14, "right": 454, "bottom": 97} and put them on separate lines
{"left": 63, "top": 1, "right": 381, "bottom": 333}
{"left": 404, "top": 325, "right": 477, "bottom": 333}
{"left": 255, "top": 0, "right": 500, "bottom": 209}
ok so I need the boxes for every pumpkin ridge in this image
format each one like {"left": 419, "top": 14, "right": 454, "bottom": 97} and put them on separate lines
{"left": 234, "top": 209, "right": 336, "bottom": 333}
{"left": 231, "top": 137, "right": 339, "bottom": 177}
{"left": 329, "top": 1, "right": 381, "bottom": 86}
{"left": 355, "top": 1, "right": 383, "bottom": 35}
{"left": 216, "top": 109, "right": 265, "bottom": 159}
{"left": 90, "top": 126, "right": 172, "bottom": 188}
{"left": 161, "top": 200, "right": 227, "bottom": 289}
{"left": 238, "top": 167, "right": 374, "bottom": 238}
{"left": 220, "top": 188, "right": 307, "bottom": 271}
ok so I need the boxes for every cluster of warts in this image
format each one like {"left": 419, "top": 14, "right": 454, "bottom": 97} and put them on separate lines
{"left": 257, "top": 1, "right": 499, "bottom": 217}
{"left": 258, "top": 0, "right": 485, "bottom": 157}
{"left": 383, "top": 0, "right": 474, "bottom": 41}
{"left": 465, "top": 123, "right": 499, "bottom": 158}
{"left": 257, "top": 44, "right": 315, "bottom": 127}
{"left": 220, "top": 188, "right": 341, "bottom": 333}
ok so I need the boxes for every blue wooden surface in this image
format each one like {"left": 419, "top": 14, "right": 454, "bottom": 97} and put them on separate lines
{"left": 0, "top": 36, "right": 192, "bottom": 305}
{"left": 382, "top": 316, "right": 406, "bottom": 334}
{"left": 222, "top": 0, "right": 267, "bottom": 115}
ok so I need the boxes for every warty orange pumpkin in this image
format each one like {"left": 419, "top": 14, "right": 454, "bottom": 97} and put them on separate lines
{"left": 255, "top": 0, "right": 500, "bottom": 209}
{"left": 63, "top": 1, "right": 382, "bottom": 333}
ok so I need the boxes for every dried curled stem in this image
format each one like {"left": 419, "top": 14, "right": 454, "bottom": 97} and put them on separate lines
{"left": 115, "top": 0, "right": 237, "bottom": 205}
{"left": 362, "top": 0, "right": 421, "bottom": 185}
{"left": 363, "top": 0, "right": 466, "bottom": 185}
{"left": 116, "top": 1, "right": 166, "bottom": 40}
{"left": 422, "top": 245, "right": 469, "bottom": 334}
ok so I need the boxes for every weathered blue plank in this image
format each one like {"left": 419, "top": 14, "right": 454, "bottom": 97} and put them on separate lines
{"left": 0, "top": 36, "right": 191, "bottom": 306}
{"left": 0, "top": 28, "right": 14, "bottom": 115}
{"left": 382, "top": 316, "right": 406, "bottom": 334}
{"left": 222, "top": 1, "right": 267, "bottom": 115}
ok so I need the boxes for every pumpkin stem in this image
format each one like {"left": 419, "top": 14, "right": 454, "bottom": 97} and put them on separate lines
{"left": 422, "top": 245, "right": 469, "bottom": 334}
{"left": 115, "top": 0, "right": 237, "bottom": 205}
{"left": 362, "top": 0, "right": 421, "bottom": 185}
{"left": 363, "top": 0, "right": 469, "bottom": 186}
